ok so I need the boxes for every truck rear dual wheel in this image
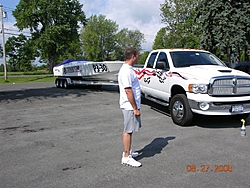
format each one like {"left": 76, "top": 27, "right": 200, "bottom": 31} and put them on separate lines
{"left": 170, "top": 94, "right": 193, "bottom": 126}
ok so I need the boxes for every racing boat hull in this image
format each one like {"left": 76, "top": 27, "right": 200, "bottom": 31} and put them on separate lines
{"left": 53, "top": 59, "right": 124, "bottom": 82}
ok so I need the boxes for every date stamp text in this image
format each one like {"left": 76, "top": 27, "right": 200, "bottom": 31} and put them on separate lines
{"left": 186, "top": 164, "right": 232, "bottom": 173}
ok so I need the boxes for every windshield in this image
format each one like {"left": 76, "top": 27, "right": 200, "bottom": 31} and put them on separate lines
{"left": 170, "top": 51, "right": 226, "bottom": 68}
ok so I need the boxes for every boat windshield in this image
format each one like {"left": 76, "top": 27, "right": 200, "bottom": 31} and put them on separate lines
{"left": 170, "top": 51, "right": 226, "bottom": 68}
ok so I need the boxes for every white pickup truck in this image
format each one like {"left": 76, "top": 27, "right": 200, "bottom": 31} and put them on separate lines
{"left": 134, "top": 49, "right": 250, "bottom": 126}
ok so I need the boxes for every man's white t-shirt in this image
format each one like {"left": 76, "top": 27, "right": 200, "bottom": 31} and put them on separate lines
{"left": 118, "top": 63, "right": 141, "bottom": 110}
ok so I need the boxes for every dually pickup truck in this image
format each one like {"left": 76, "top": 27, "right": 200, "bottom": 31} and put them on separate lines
{"left": 134, "top": 49, "right": 250, "bottom": 126}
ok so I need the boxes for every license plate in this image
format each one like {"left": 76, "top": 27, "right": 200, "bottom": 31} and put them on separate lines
{"left": 231, "top": 105, "right": 244, "bottom": 113}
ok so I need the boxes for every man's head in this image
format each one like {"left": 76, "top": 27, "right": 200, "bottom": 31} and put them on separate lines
{"left": 124, "top": 48, "right": 139, "bottom": 65}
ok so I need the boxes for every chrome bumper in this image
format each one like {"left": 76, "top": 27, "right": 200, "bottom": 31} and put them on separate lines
{"left": 188, "top": 99, "right": 250, "bottom": 115}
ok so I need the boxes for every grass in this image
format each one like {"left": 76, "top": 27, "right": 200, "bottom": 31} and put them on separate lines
{"left": 0, "top": 76, "right": 55, "bottom": 84}
{"left": 0, "top": 70, "right": 51, "bottom": 76}
{"left": 0, "top": 70, "right": 55, "bottom": 84}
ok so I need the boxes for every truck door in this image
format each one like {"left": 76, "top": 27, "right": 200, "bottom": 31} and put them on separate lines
{"left": 140, "top": 52, "right": 158, "bottom": 95}
{"left": 149, "top": 52, "right": 170, "bottom": 101}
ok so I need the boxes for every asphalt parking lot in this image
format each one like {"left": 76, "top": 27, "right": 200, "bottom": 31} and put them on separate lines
{"left": 1, "top": 82, "right": 250, "bottom": 188}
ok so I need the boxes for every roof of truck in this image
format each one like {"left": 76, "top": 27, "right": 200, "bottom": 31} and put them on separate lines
{"left": 152, "top": 48, "right": 209, "bottom": 53}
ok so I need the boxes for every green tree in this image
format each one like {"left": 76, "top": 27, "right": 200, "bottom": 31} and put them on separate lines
{"left": 196, "top": 0, "right": 250, "bottom": 63}
{"left": 80, "top": 14, "right": 118, "bottom": 61}
{"left": 5, "top": 34, "right": 36, "bottom": 71}
{"left": 138, "top": 51, "right": 150, "bottom": 65}
{"left": 114, "top": 28, "right": 145, "bottom": 60}
{"left": 80, "top": 15, "right": 145, "bottom": 61}
{"left": 13, "top": 0, "right": 86, "bottom": 72}
{"left": 153, "top": 28, "right": 168, "bottom": 49}
{"left": 159, "top": 0, "right": 201, "bottom": 48}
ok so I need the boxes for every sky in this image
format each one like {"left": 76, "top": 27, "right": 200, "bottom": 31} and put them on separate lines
{"left": 0, "top": 0, "right": 165, "bottom": 64}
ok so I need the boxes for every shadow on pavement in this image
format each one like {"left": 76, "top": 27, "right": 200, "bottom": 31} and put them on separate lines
{"left": 0, "top": 84, "right": 119, "bottom": 102}
{"left": 136, "top": 136, "right": 176, "bottom": 160}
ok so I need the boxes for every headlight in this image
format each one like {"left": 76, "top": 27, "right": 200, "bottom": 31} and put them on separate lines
{"left": 188, "top": 84, "right": 208, "bottom": 94}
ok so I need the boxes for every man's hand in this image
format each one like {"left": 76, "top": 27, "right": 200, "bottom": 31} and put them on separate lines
{"left": 125, "top": 87, "right": 140, "bottom": 116}
{"left": 133, "top": 109, "right": 140, "bottom": 116}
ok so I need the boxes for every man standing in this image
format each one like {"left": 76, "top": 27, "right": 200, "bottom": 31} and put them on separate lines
{"left": 118, "top": 48, "right": 142, "bottom": 167}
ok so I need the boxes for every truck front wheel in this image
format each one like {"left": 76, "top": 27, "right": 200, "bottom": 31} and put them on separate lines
{"left": 170, "top": 94, "right": 193, "bottom": 126}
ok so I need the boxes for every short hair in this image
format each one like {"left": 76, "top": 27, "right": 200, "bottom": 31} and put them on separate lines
{"left": 124, "top": 48, "right": 138, "bottom": 60}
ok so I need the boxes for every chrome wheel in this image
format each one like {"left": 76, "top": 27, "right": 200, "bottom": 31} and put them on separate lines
{"left": 172, "top": 101, "right": 184, "bottom": 120}
{"left": 170, "top": 94, "right": 193, "bottom": 126}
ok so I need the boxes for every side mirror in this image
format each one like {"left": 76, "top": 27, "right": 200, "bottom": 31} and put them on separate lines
{"left": 156, "top": 61, "right": 168, "bottom": 70}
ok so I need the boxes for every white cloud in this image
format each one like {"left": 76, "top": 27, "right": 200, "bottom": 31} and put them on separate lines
{"left": 1, "top": 0, "right": 165, "bottom": 60}
{"left": 80, "top": 0, "right": 165, "bottom": 51}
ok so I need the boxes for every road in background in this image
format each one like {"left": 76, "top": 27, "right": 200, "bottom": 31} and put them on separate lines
{"left": 1, "top": 82, "right": 250, "bottom": 188}
{"left": 0, "top": 74, "right": 54, "bottom": 78}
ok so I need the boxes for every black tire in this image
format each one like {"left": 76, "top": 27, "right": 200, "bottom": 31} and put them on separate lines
{"left": 170, "top": 94, "right": 193, "bottom": 126}
{"left": 59, "top": 79, "right": 63, "bottom": 88}
{"left": 230, "top": 113, "right": 249, "bottom": 120}
{"left": 63, "top": 80, "right": 68, "bottom": 89}
{"left": 55, "top": 79, "right": 60, "bottom": 88}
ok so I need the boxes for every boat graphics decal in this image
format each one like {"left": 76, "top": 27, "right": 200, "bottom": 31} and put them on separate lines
{"left": 64, "top": 66, "right": 80, "bottom": 74}
{"left": 63, "top": 63, "right": 109, "bottom": 75}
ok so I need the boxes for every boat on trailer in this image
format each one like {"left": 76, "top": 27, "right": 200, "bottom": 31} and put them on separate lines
{"left": 53, "top": 59, "right": 124, "bottom": 88}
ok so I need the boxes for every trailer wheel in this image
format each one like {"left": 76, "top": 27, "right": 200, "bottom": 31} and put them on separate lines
{"left": 63, "top": 80, "right": 69, "bottom": 89}
{"left": 170, "top": 94, "right": 193, "bottom": 126}
{"left": 59, "top": 79, "right": 64, "bottom": 88}
{"left": 55, "top": 79, "right": 60, "bottom": 88}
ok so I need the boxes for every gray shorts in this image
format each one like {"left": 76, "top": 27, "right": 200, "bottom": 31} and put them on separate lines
{"left": 122, "top": 109, "right": 141, "bottom": 133}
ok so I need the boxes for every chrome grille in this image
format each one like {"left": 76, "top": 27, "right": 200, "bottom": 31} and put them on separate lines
{"left": 208, "top": 76, "right": 250, "bottom": 96}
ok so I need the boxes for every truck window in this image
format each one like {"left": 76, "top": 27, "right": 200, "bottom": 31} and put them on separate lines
{"left": 170, "top": 51, "right": 225, "bottom": 68}
{"left": 146, "top": 52, "right": 158, "bottom": 68}
{"left": 156, "top": 52, "right": 170, "bottom": 70}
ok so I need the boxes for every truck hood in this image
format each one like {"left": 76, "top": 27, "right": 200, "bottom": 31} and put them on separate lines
{"left": 173, "top": 65, "right": 250, "bottom": 81}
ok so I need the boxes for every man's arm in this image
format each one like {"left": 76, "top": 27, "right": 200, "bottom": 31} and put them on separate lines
{"left": 125, "top": 87, "right": 140, "bottom": 116}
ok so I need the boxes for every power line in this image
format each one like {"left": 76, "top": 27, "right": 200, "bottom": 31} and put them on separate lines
{"left": 1, "top": 4, "right": 17, "bottom": 24}
{"left": 2, "top": 6, "right": 15, "bottom": 11}
{"left": 0, "top": 28, "right": 31, "bottom": 38}
{"left": 5, "top": 28, "right": 30, "bottom": 34}
{"left": 1, "top": 5, "right": 30, "bottom": 36}
{"left": 4, "top": 32, "right": 31, "bottom": 37}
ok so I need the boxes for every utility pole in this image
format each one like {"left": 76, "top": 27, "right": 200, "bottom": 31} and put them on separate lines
{"left": 0, "top": 4, "right": 7, "bottom": 80}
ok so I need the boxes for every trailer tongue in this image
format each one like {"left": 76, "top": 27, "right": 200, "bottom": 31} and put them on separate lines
{"left": 53, "top": 59, "right": 124, "bottom": 88}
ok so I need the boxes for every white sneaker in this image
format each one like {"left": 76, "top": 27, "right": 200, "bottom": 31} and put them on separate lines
{"left": 121, "top": 155, "right": 142, "bottom": 167}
